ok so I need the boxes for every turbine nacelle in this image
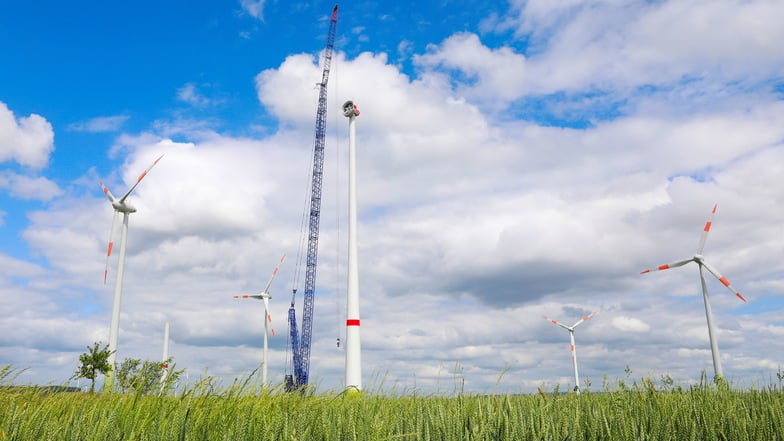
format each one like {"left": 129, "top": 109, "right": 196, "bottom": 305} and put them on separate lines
{"left": 111, "top": 201, "right": 137, "bottom": 213}
{"left": 342, "top": 100, "right": 360, "bottom": 118}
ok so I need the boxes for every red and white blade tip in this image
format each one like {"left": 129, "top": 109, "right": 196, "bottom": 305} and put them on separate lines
{"left": 136, "top": 154, "right": 165, "bottom": 183}
{"left": 717, "top": 276, "right": 747, "bottom": 302}
{"left": 641, "top": 263, "right": 671, "bottom": 274}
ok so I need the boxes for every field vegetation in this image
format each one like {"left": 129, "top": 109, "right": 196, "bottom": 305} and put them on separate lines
{"left": 2, "top": 365, "right": 783, "bottom": 440}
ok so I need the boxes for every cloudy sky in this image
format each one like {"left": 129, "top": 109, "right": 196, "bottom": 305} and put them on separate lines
{"left": 1, "top": 0, "right": 783, "bottom": 394}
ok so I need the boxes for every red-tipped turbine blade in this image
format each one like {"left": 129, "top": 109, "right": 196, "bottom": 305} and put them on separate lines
{"left": 572, "top": 310, "right": 599, "bottom": 329}
{"left": 100, "top": 181, "right": 116, "bottom": 202}
{"left": 118, "top": 154, "right": 164, "bottom": 204}
{"left": 640, "top": 258, "right": 693, "bottom": 274}
{"left": 701, "top": 260, "right": 747, "bottom": 302}
{"left": 103, "top": 210, "right": 119, "bottom": 284}
{"left": 544, "top": 315, "right": 570, "bottom": 331}
{"left": 696, "top": 204, "right": 718, "bottom": 255}
{"left": 262, "top": 254, "right": 286, "bottom": 294}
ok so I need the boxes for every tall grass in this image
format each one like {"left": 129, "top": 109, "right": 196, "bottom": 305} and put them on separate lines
{"left": 2, "top": 366, "right": 783, "bottom": 440}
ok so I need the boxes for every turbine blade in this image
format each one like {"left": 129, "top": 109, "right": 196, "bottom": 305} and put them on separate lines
{"left": 263, "top": 297, "right": 272, "bottom": 322}
{"left": 701, "top": 260, "right": 747, "bottom": 302}
{"left": 262, "top": 254, "right": 286, "bottom": 294}
{"left": 543, "top": 315, "right": 570, "bottom": 331}
{"left": 100, "top": 181, "right": 116, "bottom": 202}
{"left": 118, "top": 154, "right": 164, "bottom": 204}
{"left": 572, "top": 310, "right": 599, "bottom": 329}
{"left": 696, "top": 203, "right": 718, "bottom": 255}
{"left": 103, "top": 210, "right": 119, "bottom": 284}
{"left": 640, "top": 258, "right": 693, "bottom": 274}
{"left": 262, "top": 297, "right": 274, "bottom": 337}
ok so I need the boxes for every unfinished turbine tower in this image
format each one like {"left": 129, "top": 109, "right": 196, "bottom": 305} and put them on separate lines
{"left": 641, "top": 204, "right": 747, "bottom": 380}
{"left": 343, "top": 100, "right": 362, "bottom": 392}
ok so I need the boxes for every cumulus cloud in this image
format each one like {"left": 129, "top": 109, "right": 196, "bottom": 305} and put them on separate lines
{"left": 0, "top": 101, "right": 54, "bottom": 169}
{"left": 502, "top": 0, "right": 784, "bottom": 94}
{"left": 0, "top": 172, "right": 63, "bottom": 201}
{"left": 612, "top": 316, "right": 651, "bottom": 333}
{"left": 414, "top": 33, "right": 528, "bottom": 105}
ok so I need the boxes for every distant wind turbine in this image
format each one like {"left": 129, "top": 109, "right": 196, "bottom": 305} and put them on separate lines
{"left": 100, "top": 154, "right": 163, "bottom": 391}
{"left": 641, "top": 204, "right": 747, "bottom": 380}
{"left": 234, "top": 254, "right": 286, "bottom": 387}
{"left": 161, "top": 321, "right": 170, "bottom": 391}
{"left": 543, "top": 311, "right": 597, "bottom": 394}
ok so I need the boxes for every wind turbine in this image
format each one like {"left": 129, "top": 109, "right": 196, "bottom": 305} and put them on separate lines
{"left": 101, "top": 154, "right": 163, "bottom": 391}
{"left": 543, "top": 311, "right": 597, "bottom": 394}
{"left": 641, "top": 204, "right": 746, "bottom": 380}
{"left": 160, "top": 321, "right": 170, "bottom": 392}
{"left": 234, "top": 254, "right": 285, "bottom": 387}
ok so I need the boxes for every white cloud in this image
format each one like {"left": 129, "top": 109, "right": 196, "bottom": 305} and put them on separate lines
{"left": 503, "top": 0, "right": 784, "bottom": 94}
{"left": 177, "top": 83, "right": 213, "bottom": 108}
{"left": 68, "top": 115, "right": 130, "bottom": 133}
{"left": 414, "top": 32, "right": 528, "bottom": 105}
{"left": 0, "top": 101, "right": 54, "bottom": 169}
{"left": 612, "top": 316, "right": 651, "bottom": 333}
{"left": 0, "top": 172, "right": 63, "bottom": 201}
{"left": 240, "top": 0, "right": 265, "bottom": 20}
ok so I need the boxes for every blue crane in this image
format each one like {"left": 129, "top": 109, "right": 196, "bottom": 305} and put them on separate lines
{"left": 285, "top": 4, "right": 338, "bottom": 392}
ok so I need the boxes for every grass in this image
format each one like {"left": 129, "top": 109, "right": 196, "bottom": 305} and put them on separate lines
{"left": 2, "top": 367, "right": 784, "bottom": 440}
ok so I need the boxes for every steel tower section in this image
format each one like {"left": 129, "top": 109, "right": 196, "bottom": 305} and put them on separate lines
{"left": 288, "top": 4, "right": 338, "bottom": 390}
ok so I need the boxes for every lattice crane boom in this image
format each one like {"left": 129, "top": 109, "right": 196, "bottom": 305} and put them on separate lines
{"left": 286, "top": 4, "right": 338, "bottom": 391}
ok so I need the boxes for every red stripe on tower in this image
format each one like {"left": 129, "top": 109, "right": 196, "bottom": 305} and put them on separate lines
{"left": 346, "top": 319, "right": 360, "bottom": 326}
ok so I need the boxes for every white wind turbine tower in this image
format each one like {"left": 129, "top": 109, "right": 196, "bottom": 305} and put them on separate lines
{"left": 160, "top": 321, "right": 170, "bottom": 389}
{"left": 543, "top": 311, "right": 597, "bottom": 394}
{"left": 343, "top": 100, "right": 362, "bottom": 393}
{"left": 234, "top": 254, "right": 285, "bottom": 387}
{"left": 101, "top": 154, "right": 163, "bottom": 391}
{"left": 641, "top": 204, "right": 747, "bottom": 380}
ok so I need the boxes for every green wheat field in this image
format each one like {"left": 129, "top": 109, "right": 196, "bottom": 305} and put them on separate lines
{"left": 2, "top": 368, "right": 783, "bottom": 440}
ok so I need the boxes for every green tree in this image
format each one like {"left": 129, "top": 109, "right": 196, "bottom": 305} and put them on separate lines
{"left": 115, "top": 357, "right": 183, "bottom": 395}
{"left": 72, "top": 342, "right": 113, "bottom": 393}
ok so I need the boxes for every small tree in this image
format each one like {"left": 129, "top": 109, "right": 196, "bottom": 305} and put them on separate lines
{"left": 72, "top": 342, "right": 113, "bottom": 393}
{"left": 116, "top": 357, "right": 183, "bottom": 395}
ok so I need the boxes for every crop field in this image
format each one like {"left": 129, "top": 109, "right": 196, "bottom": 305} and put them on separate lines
{"left": 2, "top": 374, "right": 784, "bottom": 441}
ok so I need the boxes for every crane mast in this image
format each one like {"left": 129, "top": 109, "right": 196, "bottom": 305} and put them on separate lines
{"left": 286, "top": 4, "right": 338, "bottom": 392}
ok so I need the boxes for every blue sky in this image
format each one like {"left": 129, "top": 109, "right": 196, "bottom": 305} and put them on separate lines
{"left": 1, "top": 0, "right": 784, "bottom": 393}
